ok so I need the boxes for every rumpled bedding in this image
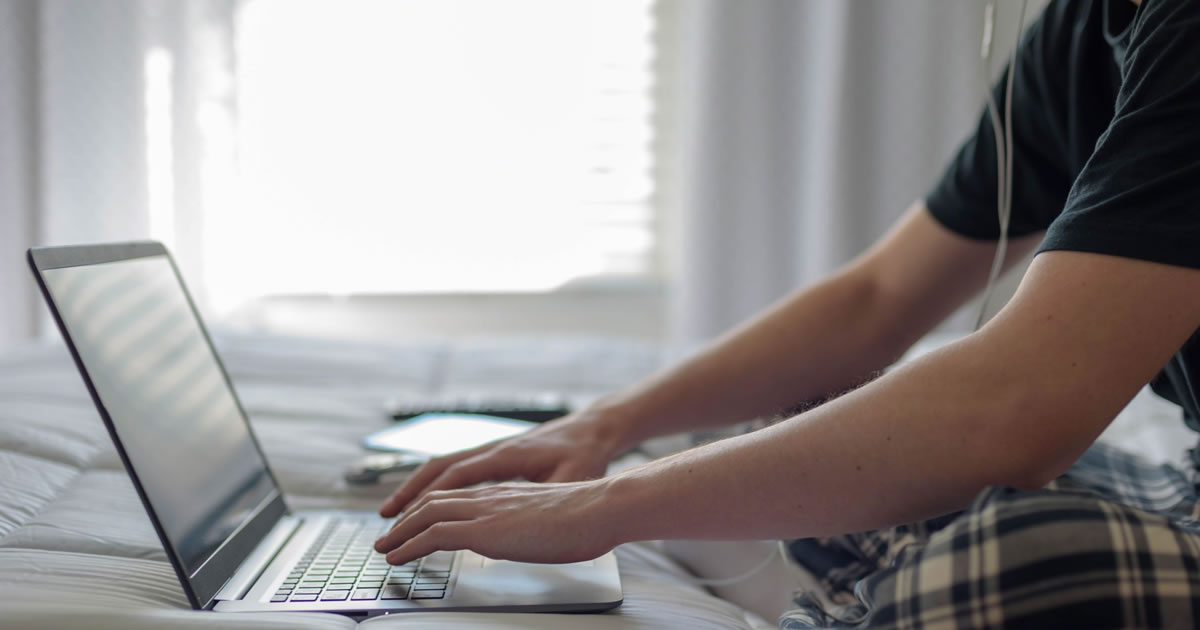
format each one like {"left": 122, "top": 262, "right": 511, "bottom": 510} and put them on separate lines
{"left": 0, "top": 332, "right": 773, "bottom": 630}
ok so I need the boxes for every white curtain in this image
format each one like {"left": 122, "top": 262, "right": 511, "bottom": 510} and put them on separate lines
{"left": 0, "top": 0, "right": 1037, "bottom": 352}
{"left": 664, "top": 0, "right": 1031, "bottom": 347}
{"left": 0, "top": 0, "right": 41, "bottom": 351}
{"left": 0, "top": 0, "right": 231, "bottom": 352}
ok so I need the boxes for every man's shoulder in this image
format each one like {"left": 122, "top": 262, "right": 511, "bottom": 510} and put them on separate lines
{"left": 1027, "top": 0, "right": 1103, "bottom": 63}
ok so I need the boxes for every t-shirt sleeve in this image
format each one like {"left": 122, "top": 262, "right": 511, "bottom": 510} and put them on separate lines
{"left": 1039, "top": 1, "right": 1200, "bottom": 270}
{"left": 925, "top": 4, "right": 1077, "bottom": 240}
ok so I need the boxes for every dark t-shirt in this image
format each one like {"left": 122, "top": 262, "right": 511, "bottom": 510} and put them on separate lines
{"left": 925, "top": 0, "right": 1200, "bottom": 430}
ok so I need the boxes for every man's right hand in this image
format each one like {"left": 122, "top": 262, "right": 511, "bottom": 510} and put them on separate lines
{"left": 378, "top": 409, "right": 630, "bottom": 518}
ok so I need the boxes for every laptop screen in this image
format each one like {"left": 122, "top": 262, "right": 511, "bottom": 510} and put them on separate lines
{"left": 40, "top": 254, "right": 277, "bottom": 575}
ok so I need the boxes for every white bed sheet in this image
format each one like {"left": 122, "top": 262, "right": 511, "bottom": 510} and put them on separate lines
{"left": 2, "top": 330, "right": 1192, "bottom": 630}
{"left": 0, "top": 333, "right": 772, "bottom": 630}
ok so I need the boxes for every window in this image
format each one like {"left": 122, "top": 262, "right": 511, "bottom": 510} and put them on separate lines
{"left": 203, "top": 0, "right": 658, "bottom": 307}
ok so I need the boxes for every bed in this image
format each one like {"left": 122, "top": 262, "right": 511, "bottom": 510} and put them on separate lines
{"left": 0, "top": 330, "right": 1191, "bottom": 629}
{"left": 0, "top": 331, "right": 785, "bottom": 630}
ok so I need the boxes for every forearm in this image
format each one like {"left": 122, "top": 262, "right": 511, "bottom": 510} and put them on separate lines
{"left": 602, "top": 332, "right": 1104, "bottom": 543}
{"left": 376, "top": 251, "right": 1200, "bottom": 566}
{"left": 594, "top": 266, "right": 919, "bottom": 451}
{"left": 586, "top": 204, "right": 1018, "bottom": 455}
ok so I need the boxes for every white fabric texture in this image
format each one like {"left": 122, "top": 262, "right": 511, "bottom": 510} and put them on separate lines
{"left": 0, "top": 0, "right": 225, "bottom": 353}
{"left": 0, "top": 332, "right": 777, "bottom": 629}
{"left": 664, "top": 0, "right": 1003, "bottom": 346}
{"left": 0, "top": 331, "right": 1191, "bottom": 630}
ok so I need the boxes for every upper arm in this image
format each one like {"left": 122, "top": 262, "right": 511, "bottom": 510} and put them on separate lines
{"left": 977, "top": 249, "right": 1200, "bottom": 482}
{"left": 849, "top": 201, "right": 1041, "bottom": 340}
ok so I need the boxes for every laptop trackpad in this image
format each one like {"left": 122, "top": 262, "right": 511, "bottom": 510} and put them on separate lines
{"left": 479, "top": 556, "right": 595, "bottom": 569}
{"left": 453, "top": 552, "right": 614, "bottom": 607}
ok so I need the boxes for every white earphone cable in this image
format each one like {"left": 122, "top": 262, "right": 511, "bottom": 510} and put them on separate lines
{"left": 975, "top": 0, "right": 1028, "bottom": 330}
{"left": 678, "top": 540, "right": 793, "bottom": 587}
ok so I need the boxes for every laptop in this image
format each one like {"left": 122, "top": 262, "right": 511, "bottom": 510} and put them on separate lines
{"left": 27, "top": 241, "right": 622, "bottom": 616}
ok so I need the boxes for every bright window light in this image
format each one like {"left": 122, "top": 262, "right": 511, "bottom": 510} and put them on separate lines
{"left": 204, "top": 0, "right": 656, "bottom": 304}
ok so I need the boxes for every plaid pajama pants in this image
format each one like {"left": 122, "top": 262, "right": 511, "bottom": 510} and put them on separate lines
{"left": 780, "top": 442, "right": 1200, "bottom": 629}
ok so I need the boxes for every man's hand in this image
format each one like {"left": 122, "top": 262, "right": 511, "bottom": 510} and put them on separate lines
{"left": 378, "top": 410, "right": 629, "bottom": 518}
{"left": 374, "top": 479, "right": 621, "bottom": 565}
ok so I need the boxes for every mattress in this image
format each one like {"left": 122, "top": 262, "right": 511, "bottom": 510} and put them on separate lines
{"left": 0, "top": 332, "right": 775, "bottom": 630}
{"left": 1, "top": 330, "right": 1191, "bottom": 630}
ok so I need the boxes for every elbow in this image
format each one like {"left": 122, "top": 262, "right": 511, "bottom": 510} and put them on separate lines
{"left": 1004, "top": 459, "right": 1069, "bottom": 491}
{"left": 986, "top": 437, "right": 1079, "bottom": 492}
{"left": 976, "top": 380, "right": 1096, "bottom": 492}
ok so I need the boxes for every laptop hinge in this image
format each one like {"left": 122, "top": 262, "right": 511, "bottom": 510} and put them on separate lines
{"left": 212, "top": 515, "right": 303, "bottom": 603}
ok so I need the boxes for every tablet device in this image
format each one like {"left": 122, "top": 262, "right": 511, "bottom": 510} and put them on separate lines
{"left": 362, "top": 413, "right": 536, "bottom": 456}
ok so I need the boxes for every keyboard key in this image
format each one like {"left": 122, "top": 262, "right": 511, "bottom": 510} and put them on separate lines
{"left": 329, "top": 577, "right": 356, "bottom": 585}
{"left": 321, "top": 591, "right": 349, "bottom": 601}
{"left": 410, "top": 590, "right": 445, "bottom": 600}
{"left": 289, "top": 594, "right": 318, "bottom": 602}
{"left": 307, "top": 569, "right": 332, "bottom": 575}
{"left": 416, "top": 577, "right": 448, "bottom": 585}
{"left": 381, "top": 586, "right": 410, "bottom": 600}
{"left": 386, "top": 577, "right": 414, "bottom": 585}
{"left": 271, "top": 594, "right": 289, "bottom": 603}
{"left": 352, "top": 588, "right": 380, "bottom": 601}
{"left": 294, "top": 587, "right": 323, "bottom": 595}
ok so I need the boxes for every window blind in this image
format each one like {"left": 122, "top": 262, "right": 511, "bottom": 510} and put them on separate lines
{"left": 203, "top": 0, "right": 657, "bottom": 303}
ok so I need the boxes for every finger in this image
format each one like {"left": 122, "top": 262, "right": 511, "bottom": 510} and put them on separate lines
{"left": 386, "top": 487, "right": 477, "bottom": 534}
{"left": 414, "top": 452, "right": 524, "bottom": 502}
{"left": 385, "top": 521, "right": 474, "bottom": 567}
{"left": 375, "top": 498, "right": 475, "bottom": 554}
{"left": 378, "top": 446, "right": 487, "bottom": 517}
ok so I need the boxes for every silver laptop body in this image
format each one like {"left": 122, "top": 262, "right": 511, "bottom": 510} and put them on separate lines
{"left": 28, "top": 242, "right": 622, "bottom": 617}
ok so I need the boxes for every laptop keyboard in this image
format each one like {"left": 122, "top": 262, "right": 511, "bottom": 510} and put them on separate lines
{"left": 271, "top": 519, "right": 454, "bottom": 604}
